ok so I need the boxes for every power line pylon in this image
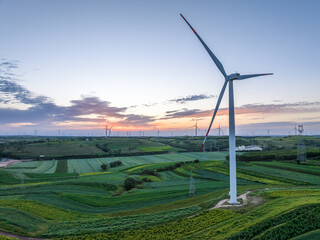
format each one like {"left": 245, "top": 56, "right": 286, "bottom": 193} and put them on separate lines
{"left": 189, "top": 170, "right": 195, "bottom": 196}
{"left": 202, "top": 144, "right": 207, "bottom": 160}
{"left": 297, "top": 125, "right": 306, "bottom": 163}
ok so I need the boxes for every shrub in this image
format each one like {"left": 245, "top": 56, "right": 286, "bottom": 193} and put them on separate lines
{"left": 124, "top": 177, "right": 136, "bottom": 190}
{"left": 141, "top": 169, "right": 160, "bottom": 177}
{"left": 95, "top": 143, "right": 110, "bottom": 153}
{"left": 110, "top": 160, "right": 123, "bottom": 168}
{"left": 142, "top": 177, "right": 152, "bottom": 182}
{"left": 101, "top": 163, "right": 108, "bottom": 171}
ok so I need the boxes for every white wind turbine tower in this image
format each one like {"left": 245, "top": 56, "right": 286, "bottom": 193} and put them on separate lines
{"left": 215, "top": 124, "right": 223, "bottom": 136}
{"left": 105, "top": 125, "right": 113, "bottom": 138}
{"left": 191, "top": 119, "right": 200, "bottom": 136}
{"left": 34, "top": 129, "right": 39, "bottom": 137}
{"left": 108, "top": 126, "right": 113, "bottom": 137}
{"left": 180, "top": 14, "right": 273, "bottom": 204}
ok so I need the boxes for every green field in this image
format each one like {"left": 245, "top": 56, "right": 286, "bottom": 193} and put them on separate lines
{"left": 0, "top": 136, "right": 320, "bottom": 239}
{"left": 1, "top": 135, "right": 319, "bottom": 160}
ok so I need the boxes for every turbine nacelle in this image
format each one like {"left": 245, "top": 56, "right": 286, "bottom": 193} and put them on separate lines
{"left": 226, "top": 73, "right": 240, "bottom": 81}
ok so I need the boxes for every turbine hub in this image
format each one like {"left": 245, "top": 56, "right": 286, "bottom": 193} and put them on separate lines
{"left": 227, "top": 73, "right": 240, "bottom": 81}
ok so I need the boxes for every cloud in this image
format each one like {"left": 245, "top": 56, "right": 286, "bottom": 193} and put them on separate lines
{"left": 237, "top": 121, "right": 320, "bottom": 134}
{"left": 233, "top": 102, "right": 320, "bottom": 115}
{"left": 7, "top": 122, "right": 36, "bottom": 127}
{"left": 1, "top": 59, "right": 320, "bottom": 133}
{"left": 162, "top": 108, "right": 211, "bottom": 120}
{"left": 0, "top": 60, "right": 18, "bottom": 72}
{"left": 115, "top": 114, "right": 155, "bottom": 127}
{"left": 209, "top": 102, "right": 320, "bottom": 117}
{"left": 161, "top": 102, "right": 320, "bottom": 120}
{"left": 0, "top": 78, "right": 50, "bottom": 105}
{"left": 0, "top": 96, "right": 129, "bottom": 125}
{"left": 0, "top": 61, "right": 154, "bottom": 129}
{"left": 126, "top": 93, "right": 216, "bottom": 110}
{"left": 65, "top": 97, "right": 126, "bottom": 119}
{"left": 169, "top": 94, "right": 216, "bottom": 104}
{"left": 143, "top": 103, "right": 158, "bottom": 107}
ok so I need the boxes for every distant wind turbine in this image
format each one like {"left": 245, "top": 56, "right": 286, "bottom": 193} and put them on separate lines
{"left": 215, "top": 124, "right": 223, "bottom": 136}
{"left": 190, "top": 119, "right": 200, "bottom": 136}
{"left": 180, "top": 14, "right": 273, "bottom": 204}
{"left": 105, "top": 125, "right": 113, "bottom": 138}
{"left": 34, "top": 129, "right": 39, "bottom": 137}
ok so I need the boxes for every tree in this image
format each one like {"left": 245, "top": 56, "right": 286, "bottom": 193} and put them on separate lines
{"left": 124, "top": 177, "right": 136, "bottom": 190}
{"left": 101, "top": 163, "right": 108, "bottom": 171}
{"left": 110, "top": 160, "right": 123, "bottom": 168}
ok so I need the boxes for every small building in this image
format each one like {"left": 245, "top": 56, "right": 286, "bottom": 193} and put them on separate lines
{"left": 236, "top": 145, "right": 262, "bottom": 152}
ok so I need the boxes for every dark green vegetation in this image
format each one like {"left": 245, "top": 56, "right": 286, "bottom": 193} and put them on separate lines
{"left": 1, "top": 135, "right": 319, "bottom": 160}
{"left": 0, "top": 136, "right": 320, "bottom": 239}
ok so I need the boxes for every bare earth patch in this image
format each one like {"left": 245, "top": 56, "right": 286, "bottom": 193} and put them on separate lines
{"left": 0, "top": 231, "right": 46, "bottom": 240}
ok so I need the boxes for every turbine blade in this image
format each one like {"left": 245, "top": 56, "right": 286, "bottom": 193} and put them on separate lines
{"left": 238, "top": 73, "right": 273, "bottom": 80}
{"left": 200, "top": 81, "right": 228, "bottom": 151}
{"left": 180, "top": 14, "right": 227, "bottom": 78}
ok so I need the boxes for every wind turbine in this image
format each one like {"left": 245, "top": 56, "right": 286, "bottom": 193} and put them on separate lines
{"left": 215, "top": 124, "right": 223, "bottom": 136}
{"left": 108, "top": 126, "right": 113, "bottom": 137}
{"left": 105, "top": 125, "right": 112, "bottom": 138}
{"left": 191, "top": 119, "right": 200, "bottom": 136}
{"left": 180, "top": 14, "right": 273, "bottom": 204}
{"left": 34, "top": 129, "right": 39, "bottom": 137}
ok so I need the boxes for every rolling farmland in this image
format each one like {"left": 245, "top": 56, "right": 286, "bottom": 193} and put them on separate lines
{"left": 0, "top": 136, "right": 320, "bottom": 239}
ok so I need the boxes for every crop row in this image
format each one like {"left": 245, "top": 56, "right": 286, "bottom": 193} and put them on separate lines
{"left": 227, "top": 204, "right": 320, "bottom": 240}
{"left": 0, "top": 236, "right": 16, "bottom": 240}
{"left": 212, "top": 164, "right": 311, "bottom": 186}
{"left": 55, "top": 209, "right": 235, "bottom": 239}
{"left": 258, "top": 204, "right": 320, "bottom": 240}
{"left": 0, "top": 199, "right": 95, "bottom": 221}
{"left": 255, "top": 161, "right": 320, "bottom": 176}
{"left": 45, "top": 205, "right": 201, "bottom": 237}
{"left": 262, "top": 189, "right": 320, "bottom": 198}
{"left": 240, "top": 165, "right": 320, "bottom": 185}
{"left": 0, "top": 206, "right": 44, "bottom": 236}
{"left": 206, "top": 167, "right": 282, "bottom": 185}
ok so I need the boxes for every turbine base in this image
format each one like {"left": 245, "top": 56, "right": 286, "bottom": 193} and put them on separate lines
{"left": 227, "top": 200, "right": 240, "bottom": 205}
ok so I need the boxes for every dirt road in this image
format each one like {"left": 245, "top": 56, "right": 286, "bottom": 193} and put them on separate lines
{"left": 0, "top": 231, "right": 46, "bottom": 240}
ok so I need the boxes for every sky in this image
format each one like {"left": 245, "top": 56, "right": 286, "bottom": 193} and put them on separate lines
{"left": 1, "top": 0, "right": 320, "bottom": 136}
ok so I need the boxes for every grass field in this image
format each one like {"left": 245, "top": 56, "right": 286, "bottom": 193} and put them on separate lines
{"left": 0, "top": 136, "right": 320, "bottom": 239}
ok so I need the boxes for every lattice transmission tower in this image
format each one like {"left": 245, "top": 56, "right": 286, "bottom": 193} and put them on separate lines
{"left": 189, "top": 170, "right": 195, "bottom": 196}
{"left": 297, "top": 125, "right": 306, "bottom": 163}
{"left": 20, "top": 169, "right": 24, "bottom": 190}
{"left": 202, "top": 144, "right": 207, "bottom": 161}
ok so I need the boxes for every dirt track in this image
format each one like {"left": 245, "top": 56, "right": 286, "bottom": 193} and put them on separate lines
{"left": 210, "top": 190, "right": 253, "bottom": 209}
{"left": 0, "top": 159, "right": 21, "bottom": 168}
{"left": 0, "top": 231, "right": 46, "bottom": 240}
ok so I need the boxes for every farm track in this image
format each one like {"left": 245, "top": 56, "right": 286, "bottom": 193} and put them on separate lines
{"left": 188, "top": 189, "right": 259, "bottom": 219}
{"left": 0, "top": 231, "right": 46, "bottom": 240}
{"left": 0, "top": 159, "right": 22, "bottom": 168}
{"left": 211, "top": 190, "right": 252, "bottom": 208}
